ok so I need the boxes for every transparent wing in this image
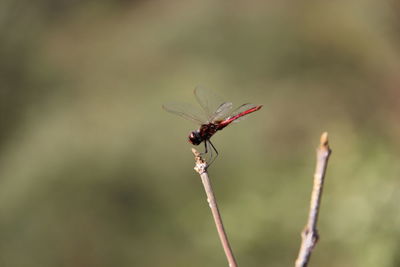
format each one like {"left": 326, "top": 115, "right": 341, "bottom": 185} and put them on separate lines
{"left": 162, "top": 102, "right": 206, "bottom": 125}
{"left": 229, "top": 103, "right": 260, "bottom": 123}
{"left": 194, "top": 86, "right": 228, "bottom": 122}
{"left": 209, "top": 102, "right": 233, "bottom": 122}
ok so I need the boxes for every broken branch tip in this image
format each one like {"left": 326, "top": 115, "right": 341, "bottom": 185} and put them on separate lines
{"left": 320, "top": 132, "right": 329, "bottom": 148}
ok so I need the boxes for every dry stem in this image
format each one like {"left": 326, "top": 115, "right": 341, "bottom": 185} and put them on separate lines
{"left": 295, "top": 132, "right": 332, "bottom": 267}
{"left": 192, "top": 148, "right": 238, "bottom": 267}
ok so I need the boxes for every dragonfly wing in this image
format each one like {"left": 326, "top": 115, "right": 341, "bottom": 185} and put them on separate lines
{"left": 162, "top": 102, "right": 206, "bottom": 125}
{"left": 229, "top": 103, "right": 260, "bottom": 123}
{"left": 194, "top": 86, "right": 227, "bottom": 122}
{"left": 209, "top": 102, "right": 233, "bottom": 122}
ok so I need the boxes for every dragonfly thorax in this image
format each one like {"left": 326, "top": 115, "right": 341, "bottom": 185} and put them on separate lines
{"left": 188, "top": 123, "right": 221, "bottom": 146}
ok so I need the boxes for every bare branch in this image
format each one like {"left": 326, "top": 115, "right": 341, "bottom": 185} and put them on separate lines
{"left": 192, "top": 148, "right": 238, "bottom": 267}
{"left": 295, "top": 132, "right": 332, "bottom": 267}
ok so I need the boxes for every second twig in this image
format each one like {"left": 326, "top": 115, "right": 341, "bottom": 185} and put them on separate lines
{"left": 295, "top": 132, "right": 332, "bottom": 267}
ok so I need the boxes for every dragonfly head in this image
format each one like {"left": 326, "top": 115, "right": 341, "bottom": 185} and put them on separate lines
{"left": 188, "top": 130, "right": 202, "bottom": 145}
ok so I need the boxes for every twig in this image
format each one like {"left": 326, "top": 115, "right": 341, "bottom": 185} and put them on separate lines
{"left": 295, "top": 132, "right": 332, "bottom": 267}
{"left": 191, "top": 148, "right": 238, "bottom": 267}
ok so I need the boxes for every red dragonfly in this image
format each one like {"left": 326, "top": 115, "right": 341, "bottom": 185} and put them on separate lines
{"left": 163, "top": 87, "right": 262, "bottom": 164}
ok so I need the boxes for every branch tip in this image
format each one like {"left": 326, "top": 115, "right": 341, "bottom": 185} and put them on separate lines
{"left": 192, "top": 148, "right": 207, "bottom": 174}
{"left": 319, "top": 132, "right": 331, "bottom": 152}
{"left": 191, "top": 148, "right": 200, "bottom": 157}
{"left": 320, "top": 132, "right": 328, "bottom": 145}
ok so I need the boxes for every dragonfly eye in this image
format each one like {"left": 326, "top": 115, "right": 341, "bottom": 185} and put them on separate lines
{"left": 188, "top": 131, "right": 202, "bottom": 145}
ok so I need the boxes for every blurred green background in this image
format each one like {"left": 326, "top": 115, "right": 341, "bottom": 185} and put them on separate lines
{"left": 1, "top": 0, "right": 400, "bottom": 266}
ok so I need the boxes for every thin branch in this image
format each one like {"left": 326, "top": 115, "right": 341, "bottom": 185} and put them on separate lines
{"left": 191, "top": 148, "right": 238, "bottom": 267}
{"left": 295, "top": 132, "right": 332, "bottom": 267}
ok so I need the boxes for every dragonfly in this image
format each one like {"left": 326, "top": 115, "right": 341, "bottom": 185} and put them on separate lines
{"left": 163, "top": 87, "right": 262, "bottom": 165}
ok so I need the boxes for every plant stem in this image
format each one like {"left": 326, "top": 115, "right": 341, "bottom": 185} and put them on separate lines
{"left": 295, "top": 132, "right": 332, "bottom": 267}
{"left": 192, "top": 148, "right": 238, "bottom": 267}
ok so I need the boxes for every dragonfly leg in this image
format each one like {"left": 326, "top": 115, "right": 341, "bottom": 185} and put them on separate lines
{"left": 206, "top": 140, "right": 219, "bottom": 167}
{"left": 209, "top": 141, "right": 213, "bottom": 164}
{"left": 198, "top": 141, "right": 208, "bottom": 156}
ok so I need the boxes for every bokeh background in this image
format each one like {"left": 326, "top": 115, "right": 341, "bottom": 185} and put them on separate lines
{"left": 1, "top": 0, "right": 400, "bottom": 266}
